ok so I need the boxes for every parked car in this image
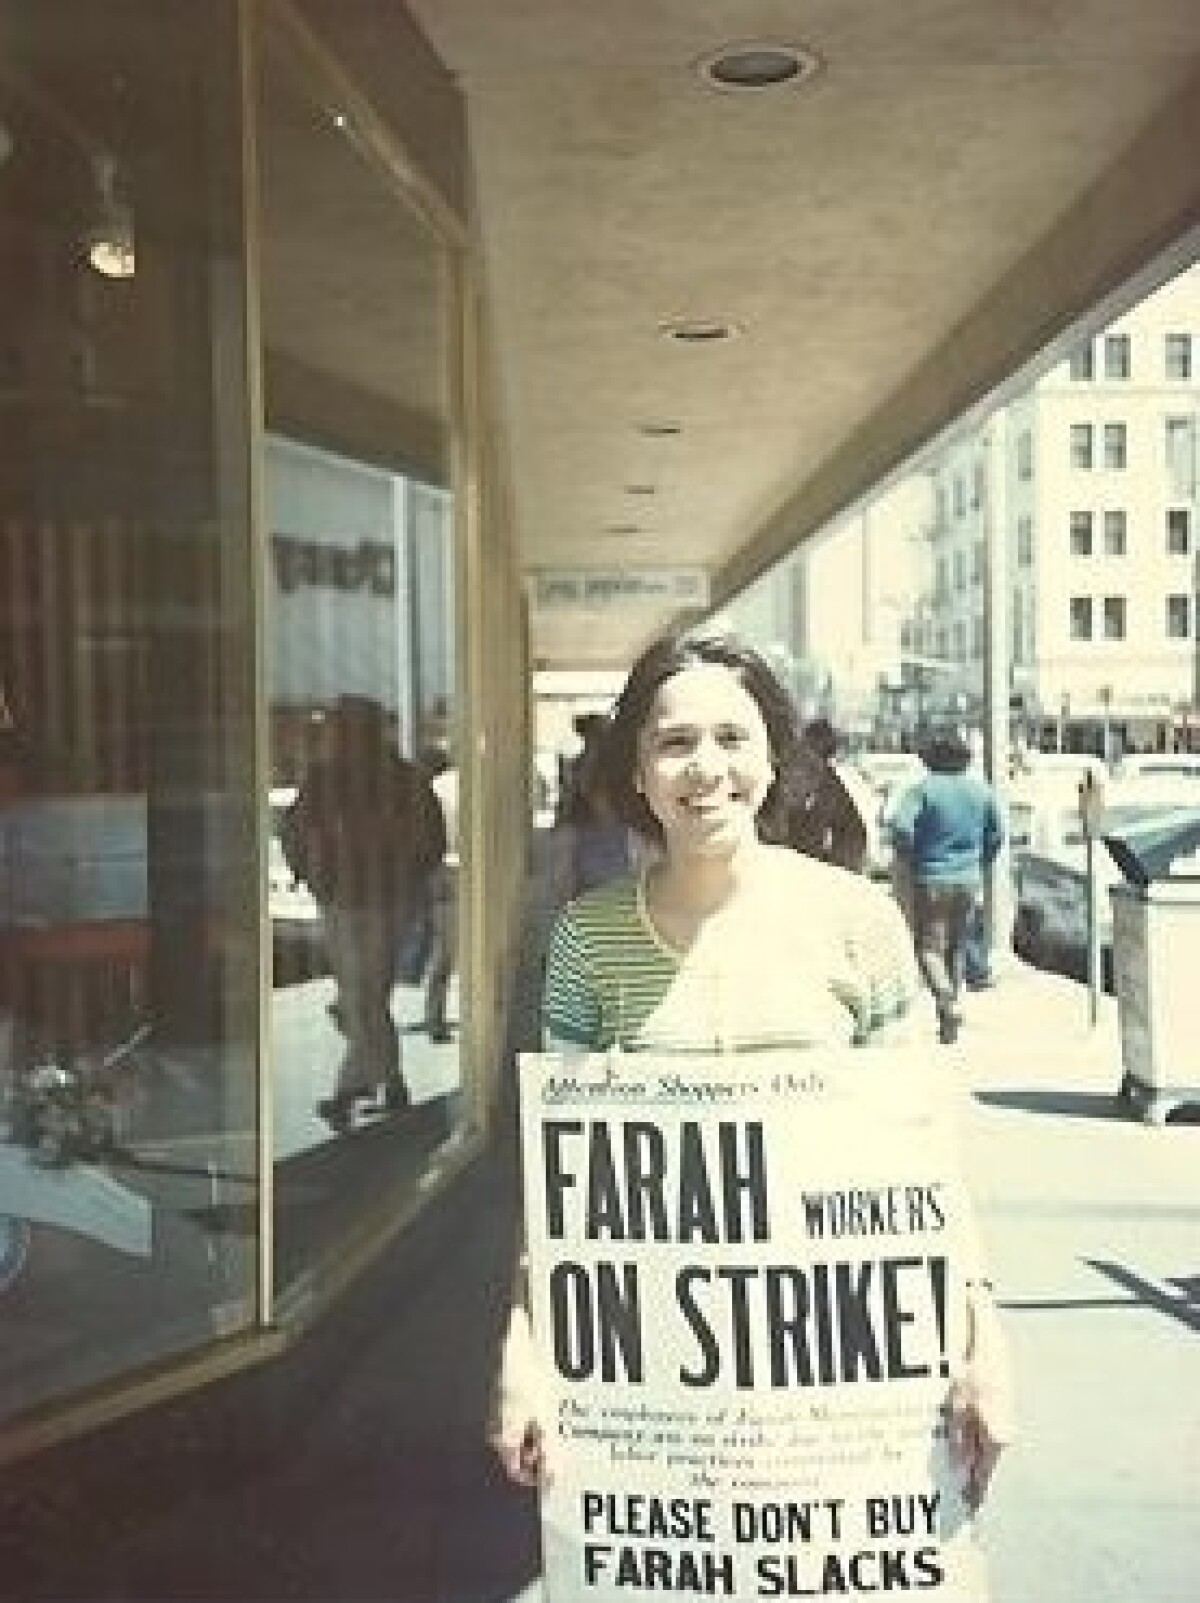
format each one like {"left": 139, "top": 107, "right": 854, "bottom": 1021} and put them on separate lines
{"left": 1114, "top": 752, "right": 1200, "bottom": 784}
{"left": 1012, "top": 782, "right": 1200, "bottom": 983}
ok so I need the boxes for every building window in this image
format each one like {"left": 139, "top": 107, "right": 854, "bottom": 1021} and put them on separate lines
{"left": 933, "top": 479, "right": 946, "bottom": 528}
{"left": 1012, "top": 590, "right": 1024, "bottom": 664}
{"left": 971, "top": 540, "right": 984, "bottom": 582}
{"left": 953, "top": 550, "right": 966, "bottom": 591}
{"left": 1070, "top": 423, "right": 1093, "bottom": 469}
{"left": 1102, "top": 596, "right": 1126, "bottom": 640}
{"left": 1068, "top": 341, "right": 1094, "bottom": 381}
{"left": 953, "top": 474, "right": 965, "bottom": 518}
{"left": 971, "top": 616, "right": 985, "bottom": 659}
{"left": 1016, "top": 430, "right": 1034, "bottom": 480}
{"left": 1016, "top": 515, "right": 1034, "bottom": 566}
{"left": 971, "top": 460, "right": 985, "bottom": 509}
{"left": 1102, "top": 509, "right": 1127, "bottom": 555}
{"left": 1070, "top": 596, "right": 1093, "bottom": 640}
{"left": 1165, "top": 332, "right": 1192, "bottom": 380}
{"left": 1102, "top": 422, "right": 1127, "bottom": 469}
{"left": 1166, "top": 508, "right": 1191, "bottom": 555}
{"left": 954, "top": 621, "right": 967, "bottom": 660}
{"left": 1103, "top": 333, "right": 1131, "bottom": 380}
{"left": 1069, "top": 510, "right": 1093, "bottom": 555}
{"left": 1167, "top": 595, "right": 1191, "bottom": 639}
{"left": 935, "top": 554, "right": 949, "bottom": 599}
{"left": 1165, "top": 415, "right": 1196, "bottom": 499}
{"left": 936, "top": 625, "right": 949, "bottom": 658}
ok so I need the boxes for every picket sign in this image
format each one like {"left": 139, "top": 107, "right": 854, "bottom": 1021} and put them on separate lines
{"left": 518, "top": 1046, "right": 990, "bottom": 1603}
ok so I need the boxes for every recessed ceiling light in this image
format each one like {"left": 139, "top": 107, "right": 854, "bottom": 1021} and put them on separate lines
{"left": 636, "top": 420, "right": 683, "bottom": 437}
{"left": 603, "top": 522, "right": 643, "bottom": 537}
{"left": 658, "top": 317, "right": 742, "bottom": 344}
{"left": 698, "top": 42, "right": 822, "bottom": 93}
{"left": 624, "top": 484, "right": 656, "bottom": 497}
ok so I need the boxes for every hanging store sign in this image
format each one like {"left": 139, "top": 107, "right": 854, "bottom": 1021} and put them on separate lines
{"left": 532, "top": 569, "right": 710, "bottom": 611}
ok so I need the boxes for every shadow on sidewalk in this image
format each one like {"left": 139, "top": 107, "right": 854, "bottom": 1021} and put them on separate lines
{"left": 974, "top": 1087, "right": 1127, "bottom": 1120}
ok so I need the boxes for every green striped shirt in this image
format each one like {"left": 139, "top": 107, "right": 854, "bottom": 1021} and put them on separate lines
{"left": 541, "top": 852, "right": 921, "bottom": 1054}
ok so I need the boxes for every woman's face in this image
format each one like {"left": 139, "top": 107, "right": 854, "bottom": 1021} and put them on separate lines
{"left": 635, "top": 663, "right": 774, "bottom": 859}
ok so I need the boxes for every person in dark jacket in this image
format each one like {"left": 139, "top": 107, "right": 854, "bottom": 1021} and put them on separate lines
{"left": 774, "top": 716, "right": 870, "bottom": 873}
{"left": 550, "top": 714, "right": 633, "bottom": 903}
{"left": 281, "top": 696, "right": 446, "bottom": 1130}
{"left": 888, "top": 727, "right": 1004, "bottom": 1044}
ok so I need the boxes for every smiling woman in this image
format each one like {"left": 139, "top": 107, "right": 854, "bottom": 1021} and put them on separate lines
{"left": 541, "top": 633, "right": 925, "bottom": 1055}
{"left": 492, "top": 634, "right": 1014, "bottom": 1514}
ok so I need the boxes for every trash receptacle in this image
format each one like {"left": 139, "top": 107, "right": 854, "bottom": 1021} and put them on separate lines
{"left": 1104, "top": 809, "right": 1200, "bottom": 1125}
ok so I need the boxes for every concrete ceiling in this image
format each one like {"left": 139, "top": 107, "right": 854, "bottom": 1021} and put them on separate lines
{"left": 407, "top": 1, "right": 1200, "bottom": 672}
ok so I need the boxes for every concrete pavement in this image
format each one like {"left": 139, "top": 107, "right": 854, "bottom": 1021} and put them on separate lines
{"left": 953, "top": 959, "right": 1198, "bottom": 1602}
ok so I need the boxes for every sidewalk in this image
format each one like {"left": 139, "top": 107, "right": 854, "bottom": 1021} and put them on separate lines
{"left": 3, "top": 928, "right": 1194, "bottom": 1602}
{"left": 952, "top": 960, "right": 1199, "bottom": 1603}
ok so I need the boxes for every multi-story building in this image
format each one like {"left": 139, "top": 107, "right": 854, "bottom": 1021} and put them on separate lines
{"left": 917, "top": 264, "right": 1200, "bottom": 753}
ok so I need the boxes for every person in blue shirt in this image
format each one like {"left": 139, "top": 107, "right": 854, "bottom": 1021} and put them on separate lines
{"left": 889, "top": 727, "right": 1004, "bottom": 1044}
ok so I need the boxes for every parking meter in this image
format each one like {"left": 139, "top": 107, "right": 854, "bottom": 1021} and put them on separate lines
{"left": 1079, "top": 770, "right": 1106, "bottom": 1023}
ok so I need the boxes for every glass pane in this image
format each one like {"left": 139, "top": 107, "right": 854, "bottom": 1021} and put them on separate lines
{"left": 255, "top": 20, "right": 464, "bottom": 1297}
{"left": 0, "top": 1, "right": 258, "bottom": 1422}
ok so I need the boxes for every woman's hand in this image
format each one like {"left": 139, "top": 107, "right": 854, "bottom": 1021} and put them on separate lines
{"left": 489, "top": 1303, "right": 551, "bottom": 1488}
{"left": 490, "top": 1411, "right": 547, "bottom": 1488}
{"left": 944, "top": 1371, "right": 1008, "bottom": 1510}
{"left": 947, "top": 1280, "right": 1016, "bottom": 1510}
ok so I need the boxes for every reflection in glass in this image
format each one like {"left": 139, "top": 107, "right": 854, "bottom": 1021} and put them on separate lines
{"left": 256, "top": 21, "right": 463, "bottom": 1299}
{"left": 0, "top": 2, "right": 258, "bottom": 1424}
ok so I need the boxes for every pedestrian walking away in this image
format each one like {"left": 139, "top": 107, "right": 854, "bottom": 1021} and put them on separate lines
{"left": 888, "top": 727, "right": 1005, "bottom": 1045}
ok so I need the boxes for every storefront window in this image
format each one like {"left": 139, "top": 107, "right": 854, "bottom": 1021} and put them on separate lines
{"left": 255, "top": 18, "right": 463, "bottom": 1297}
{"left": 0, "top": 1, "right": 258, "bottom": 1425}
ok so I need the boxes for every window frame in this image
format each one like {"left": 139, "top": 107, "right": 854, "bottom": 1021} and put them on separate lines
{"left": 1069, "top": 509, "right": 1094, "bottom": 556}
{"left": 1164, "top": 332, "right": 1192, "bottom": 381}
{"left": 1103, "top": 332, "right": 1131, "bottom": 380}
{"left": 1102, "top": 595, "right": 1127, "bottom": 641}
{"left": 1166, "top": 594, "right": 1191, "bottom": 640}
{"left": 1069, "top": 422, "right": 1094, "bottom": 470}
{"left": 1166, "top": 507, "right": 1191, "bottom": 556}
{"left": 1068, "top": 341, "right": 1094, "bottom": 381}
{"left": 1102, "top": 508, "right": 1127, "bottom": 556}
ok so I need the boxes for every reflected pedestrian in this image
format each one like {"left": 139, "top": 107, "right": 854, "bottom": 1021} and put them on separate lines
{"left": 421, "top": 742, "right": 459, "bottom": 1044}
{"left": 281, "top": 696, "right": 445, "bottom": 1130}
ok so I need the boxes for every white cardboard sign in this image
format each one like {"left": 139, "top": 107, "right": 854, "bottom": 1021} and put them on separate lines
{"left": 518, "top": 1047, "right": 989, "bottom": 1602}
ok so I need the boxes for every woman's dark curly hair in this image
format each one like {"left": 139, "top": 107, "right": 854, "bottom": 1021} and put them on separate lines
{"left": 601, "top": 632, "right": 801, "bottom": 845}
